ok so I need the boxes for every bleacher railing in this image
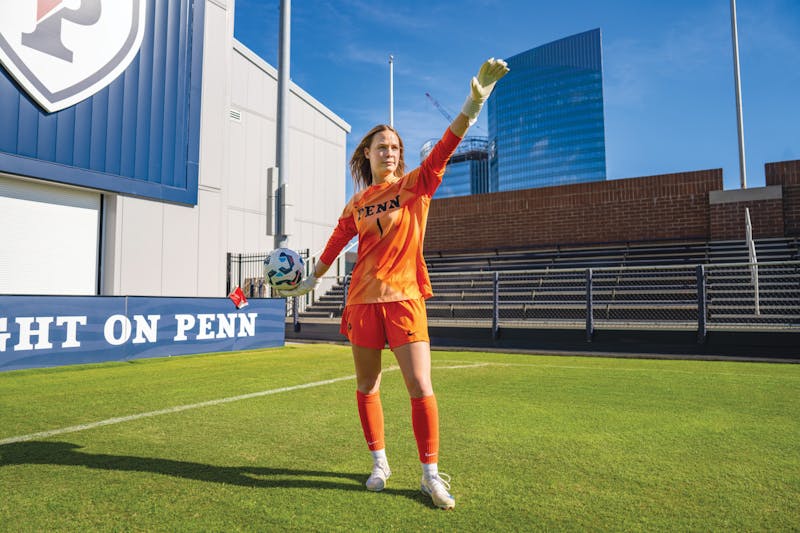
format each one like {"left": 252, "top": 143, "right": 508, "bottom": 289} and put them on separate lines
{"left": 293, "top": 260, "right": 800, "bottom": 339}
{"left": 744, "top": 208, "right": 760, "bottom": 315}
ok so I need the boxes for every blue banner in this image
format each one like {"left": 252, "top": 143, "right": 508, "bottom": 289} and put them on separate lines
{"left": 0, "top": 296, "right": 285, "bottom": 372}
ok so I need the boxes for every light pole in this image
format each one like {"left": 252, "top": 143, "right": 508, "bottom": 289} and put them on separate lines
{"left": 275, "top": 0, "right": 291, "bottom": 248}
{"left": 730, "top": 0, "right": 747, "bottom": 189}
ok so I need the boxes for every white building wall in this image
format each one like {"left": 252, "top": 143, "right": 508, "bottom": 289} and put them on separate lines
{"left": 228, "top": 42, "right": 349, "bottom": 259}
{"left": 102, "top": 0, "right": 350, "bottom": 297}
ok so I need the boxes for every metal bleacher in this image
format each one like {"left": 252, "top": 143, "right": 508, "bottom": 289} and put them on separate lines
{"left": 299, "top": 237, "right": 800, "bottom": 331}
{"left": 423, "top": 237, "right": 799, "bottom": 272}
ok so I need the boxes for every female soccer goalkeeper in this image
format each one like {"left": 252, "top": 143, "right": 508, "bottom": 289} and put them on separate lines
{"left": 281, "top": 57, "right": 509, "bottom": 509}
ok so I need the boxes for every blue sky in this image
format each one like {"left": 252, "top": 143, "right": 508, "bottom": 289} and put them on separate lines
{"left": 234, "top": 0, "right": 799, "bottom": 195}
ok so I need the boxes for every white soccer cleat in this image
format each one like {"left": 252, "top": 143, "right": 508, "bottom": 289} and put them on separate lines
{"left": 420, "top": 472, "right": 455, "bottom": 510}
{"left": 365, "top": 460, "right": 391, "bottom": 492}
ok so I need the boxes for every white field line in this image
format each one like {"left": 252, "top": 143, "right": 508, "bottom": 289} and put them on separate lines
{"left": 435, "top": 363, "right": 491, "bottom": 370}
{"left": 0, "top": 363, "right": 491, "bottom": 446}
{"left": 0, "top": 375, "right": 354, "bottom": 446}
{"left": 438, "top": 359, "right": 800, "bottom": 380}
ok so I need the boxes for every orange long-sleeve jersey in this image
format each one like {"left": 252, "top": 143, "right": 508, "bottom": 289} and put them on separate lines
{"left": 319, "top": 127, "right": 462, "bottom": 305}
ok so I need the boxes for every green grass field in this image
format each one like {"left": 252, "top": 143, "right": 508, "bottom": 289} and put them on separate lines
{"left": 1, "top": 344, "right": 799, "bottom": 532}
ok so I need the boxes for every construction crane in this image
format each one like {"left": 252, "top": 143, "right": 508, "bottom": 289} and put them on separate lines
{"left": 425, "top": 92, "right": 454, "bottom": 122}
{"left": 425, "top": 92, "right": 484, "bottom": 132}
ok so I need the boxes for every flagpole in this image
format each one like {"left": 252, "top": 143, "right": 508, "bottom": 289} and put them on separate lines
{"left": 730, "top": 0, "right": 747, "bottom": 189}
{"left": 389, "top": 54, "right": 394, "bottom": 127}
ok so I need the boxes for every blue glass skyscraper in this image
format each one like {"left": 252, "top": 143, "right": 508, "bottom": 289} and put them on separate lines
{"left": 488, "top": 28, "right": 607, "bottom": 191}
{"left": 421, "top": 137, "right": 489, "bottom": 198}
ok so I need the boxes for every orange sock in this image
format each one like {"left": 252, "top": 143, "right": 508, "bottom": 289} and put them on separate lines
{"left": 411, "top": 394, "right": 439, "bottom": 464}
{"left": 356, "top": 390, "right": 385, "bottom": 451}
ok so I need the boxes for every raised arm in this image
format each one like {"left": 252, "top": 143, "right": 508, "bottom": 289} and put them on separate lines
{"left": 450, "top": 58, "right": 509, "bottom": 138}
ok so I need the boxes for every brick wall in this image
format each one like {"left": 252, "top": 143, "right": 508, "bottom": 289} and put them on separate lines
{"left": 427, "top": 169, "right": 722, "bottom": 252}
{"left": 709, "top": 198, "right": 784, "bottom": 240}
{"left": 766, "top": 160, "right": 800, "bottom": 186}
{"left": 766, "top": 160, "right": 800, "bottom": 236}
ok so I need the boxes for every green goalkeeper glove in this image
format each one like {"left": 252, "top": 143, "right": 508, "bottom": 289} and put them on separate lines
{"left": 276, "top": 273, "right": 320, "bottom": 297}
{"left": 461, "top": 57, "right": 510, "bottom": 125}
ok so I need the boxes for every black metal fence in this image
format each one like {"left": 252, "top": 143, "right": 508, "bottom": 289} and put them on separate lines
{"left": 226, "top": 249, "right": 312, "bottom": 295}
{"left": 291, "top": 261, "right": 800, "bottom": 340}
{"left": 225, "top": 251, "right": 800, "bottom": 339}
{"left": 226, "top": 250, "right": 310, "bottom": 319}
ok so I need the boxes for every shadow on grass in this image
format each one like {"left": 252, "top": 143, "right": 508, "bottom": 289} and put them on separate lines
{"left": 0, "top": 441, "right": 430, "bottom": 506}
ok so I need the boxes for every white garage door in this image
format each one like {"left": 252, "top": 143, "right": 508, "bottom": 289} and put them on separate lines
{"left": 0, "top": 175, "right": 101, "bottom": 295}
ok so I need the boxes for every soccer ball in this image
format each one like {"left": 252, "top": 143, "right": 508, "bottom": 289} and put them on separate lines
{"left": 264, "top": 248, "right": 305, "bottom": 289}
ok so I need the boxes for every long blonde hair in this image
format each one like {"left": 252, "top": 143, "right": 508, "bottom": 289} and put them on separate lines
{"left": 349, "top": 124, "right": 406, "bottom": 190}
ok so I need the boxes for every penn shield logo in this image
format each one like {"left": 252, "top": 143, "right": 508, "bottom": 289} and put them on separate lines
{"left": 0, "top": 1, "right": 146, "bottom": 113}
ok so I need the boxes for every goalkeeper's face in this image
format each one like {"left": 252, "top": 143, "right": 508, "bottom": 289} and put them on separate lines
{"left": 365, "top": 130, "right": 402, "bottom": 184}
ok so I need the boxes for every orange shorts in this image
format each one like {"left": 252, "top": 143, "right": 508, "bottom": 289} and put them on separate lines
{"left": 340, "top": 299, "right": 429, "bottom": 350}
